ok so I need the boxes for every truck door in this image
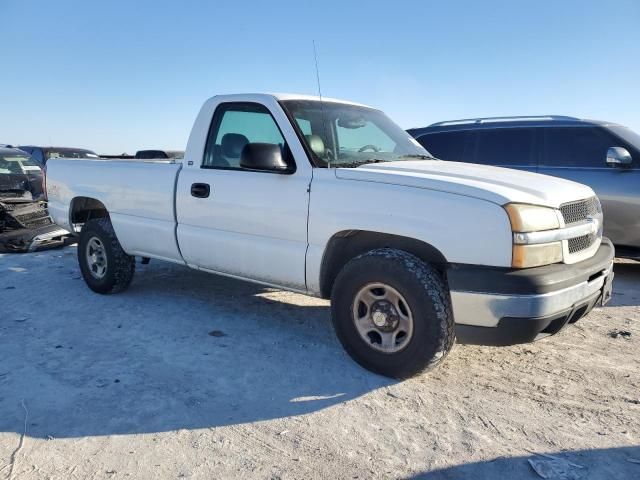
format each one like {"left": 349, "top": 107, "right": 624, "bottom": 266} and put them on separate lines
{"left": 176, "top": 100, "right": 312, "bottom": 290}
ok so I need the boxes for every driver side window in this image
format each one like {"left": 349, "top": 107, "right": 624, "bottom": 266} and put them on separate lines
{"left": 203, "top": 102, "right": 287, "bottom": 169}
{"left": 335, "top": 119, "right": 396, "bottom": 153}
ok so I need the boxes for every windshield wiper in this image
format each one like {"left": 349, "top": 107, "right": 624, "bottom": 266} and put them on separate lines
{"left": 334, "top": 159, "right": 390, "bottom": 169}
{"left": 399, "top": 154, "right": 436, "bottom": 160}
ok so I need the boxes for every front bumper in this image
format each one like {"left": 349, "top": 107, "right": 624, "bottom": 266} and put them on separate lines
{"left": 448, "top": 238, "right": 615, "bottom": 346}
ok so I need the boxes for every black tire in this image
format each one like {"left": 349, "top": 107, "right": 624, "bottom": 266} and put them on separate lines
{"left": 78, "top": 218, "right": 135, "bottom": 294}
{"left": 331, "top": 248, "right": 455, "bottom": 378}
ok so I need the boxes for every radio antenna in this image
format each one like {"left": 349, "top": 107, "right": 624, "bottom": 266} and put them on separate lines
{"left": 312, "top": 40, "right": 323, "bottom": 102}
{"left": 313, "top": 40, "right": 331, "bottom": 168}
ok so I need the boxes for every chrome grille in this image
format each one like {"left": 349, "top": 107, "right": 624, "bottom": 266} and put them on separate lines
{"left": 568, "top": 233, "right": 597, "bottom": 254}
{"left": 560, "top": 197, "right": 601, "bottom": 225}
{"left": 560, "top": 196, "right": 603, "bottom": 255}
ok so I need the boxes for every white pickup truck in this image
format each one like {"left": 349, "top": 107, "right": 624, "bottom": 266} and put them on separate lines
{"left": 46, "top": 93, "right": 615, "bottom": 378}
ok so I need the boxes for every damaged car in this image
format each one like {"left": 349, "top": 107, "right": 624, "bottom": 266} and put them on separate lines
{"left": 0, "top": 146, "right": 45, "bottom": 200}
{"left": 0, "top": 147, "right": 71, "bottom": 252}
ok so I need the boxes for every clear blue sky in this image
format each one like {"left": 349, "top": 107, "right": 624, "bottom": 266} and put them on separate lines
{"left": 1, "top": 0, "right": 638, "bottom": 154}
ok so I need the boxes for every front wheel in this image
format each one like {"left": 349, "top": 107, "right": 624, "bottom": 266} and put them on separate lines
{"left": 78, "top": 218, "right": 135, "bottom": 294}
{"left": 331, "top": 248, "right": 455, "bottom": 378}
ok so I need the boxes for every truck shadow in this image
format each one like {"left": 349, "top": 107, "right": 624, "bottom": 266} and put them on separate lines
{"left": 0, "top": 251, "right": 393, "bottom": 439}
{"left": 408, "top": 446, "right": 640, "bottom": 479}
{"left": 608, "top": 260, "right": 640, "bottom": 307}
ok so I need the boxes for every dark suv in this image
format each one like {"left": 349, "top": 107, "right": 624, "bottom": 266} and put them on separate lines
{"left": 408, "top": 116, "right": 640, "bottom": 258}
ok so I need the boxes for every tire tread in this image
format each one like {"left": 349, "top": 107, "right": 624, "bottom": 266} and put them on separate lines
{"left": 331, "top": 248, "right": 455, "bottom": 378}
{"left": 78, "top": 218, "right": 135, "bottom": 294}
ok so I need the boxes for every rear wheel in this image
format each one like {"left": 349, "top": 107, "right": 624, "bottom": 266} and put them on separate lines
{"left": 78, "top": 218, "right": 135, "bottom": 294}
{"left": 331, "top": 248, "right": 455, "bottom": 378}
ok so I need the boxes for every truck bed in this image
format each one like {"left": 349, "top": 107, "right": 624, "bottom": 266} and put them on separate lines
{"left": 47, "top": 158, "right": 184, "bottom": 263}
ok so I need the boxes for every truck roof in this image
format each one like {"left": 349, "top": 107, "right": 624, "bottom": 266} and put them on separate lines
{"left": 272, "top": 93, "right": 372, "bottom": 108}
{"left": 211, "top": 93, "right": 373, "bottom": 109}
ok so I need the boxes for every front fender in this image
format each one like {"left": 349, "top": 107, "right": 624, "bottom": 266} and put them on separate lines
{"left": 306, "top": 170, "right": 513, "bottom": 294}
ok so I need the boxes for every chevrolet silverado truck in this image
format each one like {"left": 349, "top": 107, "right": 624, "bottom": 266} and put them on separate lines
{"left": 45, "top": 93, "right": 615, "bottom": 378}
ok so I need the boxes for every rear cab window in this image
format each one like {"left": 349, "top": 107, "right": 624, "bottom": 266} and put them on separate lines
{"left": 136, "top": 151, "right": 168, "bottom": 159}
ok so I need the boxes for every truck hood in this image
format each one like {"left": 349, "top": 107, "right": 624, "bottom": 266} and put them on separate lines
{"left": 335, "top": 160, "right": 595, "bottom": 208}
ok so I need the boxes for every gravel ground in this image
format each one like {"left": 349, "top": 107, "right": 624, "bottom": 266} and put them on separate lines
{"left": 0, "top": 247, "right": 638, "bottom": 479}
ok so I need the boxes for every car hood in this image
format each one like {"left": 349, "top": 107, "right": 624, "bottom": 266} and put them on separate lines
{"left": 334, "top": 160, "right": 595, "bottom": 208}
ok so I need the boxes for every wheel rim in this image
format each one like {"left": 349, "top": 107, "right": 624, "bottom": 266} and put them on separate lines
{"left": 351, "top": 282, "right": 414, "bottom": 354}
{"left": 86, "top": 236, "right": 108, "bottom": 279}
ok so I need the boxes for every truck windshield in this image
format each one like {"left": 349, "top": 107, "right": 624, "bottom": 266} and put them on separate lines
{"left": 280, "top": 100, "right": 433, "bottom": 168}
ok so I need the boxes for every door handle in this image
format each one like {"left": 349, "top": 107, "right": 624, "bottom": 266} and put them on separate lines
{"left": 191, "top": 183, "right": 210, "bottom": 198}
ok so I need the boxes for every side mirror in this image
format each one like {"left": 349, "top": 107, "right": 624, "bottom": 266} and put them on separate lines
{"left": 240, "top": 143, "right": 293, "bottom": 173}
{"left": 606, "top": 147, "right": 633, "bottom": 168}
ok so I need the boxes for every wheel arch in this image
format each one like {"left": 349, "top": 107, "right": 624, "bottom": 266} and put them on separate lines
{"left": 318, "top": 230, "right": 448, "bottom": 299}
{"left": 69, "top": 196, "right": 110, "bottom": 231}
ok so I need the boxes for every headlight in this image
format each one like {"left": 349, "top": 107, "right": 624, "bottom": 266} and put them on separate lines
{"left": 504, "top": 203, "right": 563, "bottom": 268}
{"left": 504, "top": 204, "right": 560, "bottom": 232}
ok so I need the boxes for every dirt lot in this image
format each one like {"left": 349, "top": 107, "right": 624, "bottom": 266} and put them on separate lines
{"left": 0, "top": 247, "right": 638, "bottom": 479}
